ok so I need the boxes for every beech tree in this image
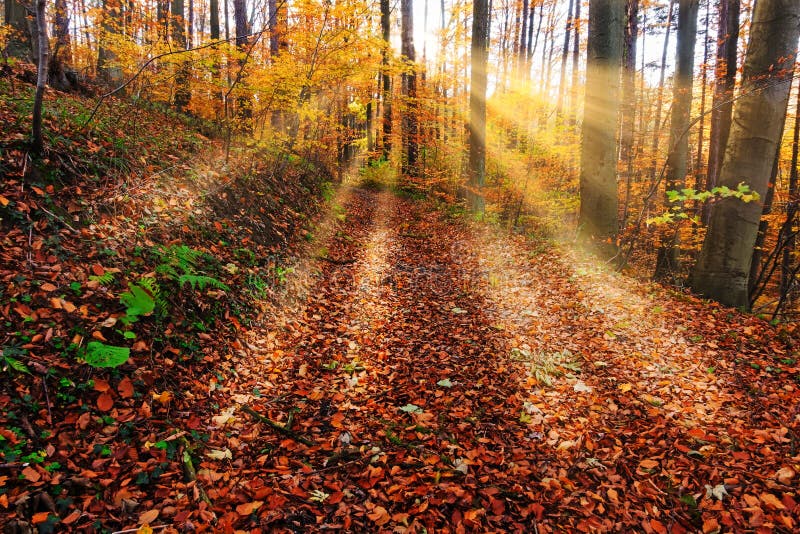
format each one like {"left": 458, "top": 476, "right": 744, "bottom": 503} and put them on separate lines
{"left": 468, "top": 0, "right": 489, "bottom": 213}
{"left": 653, "top": 0, "right": 698, "bottom": 280}
{"left": 690, "top": 0, "right": 800, "bottom": 308}
{"left": 578, "top": 0, "right": 624, "bottom": 252}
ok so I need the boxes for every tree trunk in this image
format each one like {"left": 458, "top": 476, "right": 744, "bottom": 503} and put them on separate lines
{"left": 748, "top": 145, "right": 781, "bottom": 300}
{"left": 653, "top": 0, "right": 699, "bottom": 281}
{"left": 172, "top": 0, "right": 191, "bottom": 111}
{"left": 233, "top": 0, "right": 251, "bottom": 124}
{"left": 468, "top": 0, "right": 489, "bottom": 214}
{"left": 780, "top": 83, "right": 800, "bottom": 306}
{"left": 98, "top": 0, "right": 124, "bottom": 85}
{"left": 695, "top": 1, "right": 710, "bottom": 186}
{"left": 620, "top": 0, "right": 638, "bottom": 230}
{"left": 556, "top": 0, "right": 574, "bottom": 119}
{"left": 380, "top": 0, "right": 392, "bottom": 159}
{"left": 649, "top": 0, "right": 676, "bottom": 181}
{"left": 579, "top": 0, "right": 624, "bottom": 253}
{"left": 570, "top": 0, "right": 582, "bottom": 127}
{"left": 704, "top": 0, "right": 740, "bottom": 222}
{"left": 401, "top": 0, "right": 418, "bottom": 177}
{"left": 690, "top": 0, "right": 800, "bottom": 309}
{"left": 31, "top": 0, "right": 49, "bottom": 156}
{"left": 4, "top": 0, "right": 30, "bottom": 59}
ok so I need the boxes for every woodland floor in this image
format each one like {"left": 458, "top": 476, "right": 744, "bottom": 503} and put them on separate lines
{"left": 150, "top": 185, "right": 799, "bottom": 533}
{"left": 3, "top": 179, "right": 800, "bottom": 533}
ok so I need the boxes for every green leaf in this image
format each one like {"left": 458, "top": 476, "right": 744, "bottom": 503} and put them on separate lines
{"left": 399, "top": 403, "right": 423, "bottom": 414}
{"left": 83, "top": 342, "right": 130, "bottom": 368}
{"left": 120, "top": 283, "right": 155, "bottom": 317}
{"left": 436, "top": 378, "right": 453, "bottom": 388}
{"left": 3, "top": 355, "right": 31, "bottom": 374}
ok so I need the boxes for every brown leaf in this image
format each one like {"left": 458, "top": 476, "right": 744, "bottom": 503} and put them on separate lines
{"left": 368, "top": 505, "right": 390, "bottom": 526}
{"left": 97, "top": 392, "right": 114, "bottom": 412}
{"left": 760, "top": 492, "right": 786, "bottom": 510}
{"left": 138, "top": 508, "right": 159, "bottom": 525}
{"left": 21, "top": 466, "right": 41, "bottom": 482}
{"left": 236, "top": 501, "right": 263, "bottom": 516}
{"left": 118, "top": 377, "right": 134, "bottom": 399}
{"left": 702, "top": 517, "right": 720, "bottom": 533}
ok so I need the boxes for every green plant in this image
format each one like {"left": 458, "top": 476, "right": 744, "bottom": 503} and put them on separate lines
{"left": 647, "top": 183, "right": 760, "bottom": 225}
{"left": 1, "top": 345, "right": 30, "bottom": 374}
{"left": 81, "top": 341, "right": 130, "bottom": 368}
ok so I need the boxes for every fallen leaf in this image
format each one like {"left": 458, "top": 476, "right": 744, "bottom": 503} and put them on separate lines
{"left": 138, "top": 508, "right": 159, "bottom": 525}
{"left": 760, "top": 492, "right": 786, "bottom": 510}
{"left": 206, "top": 448, "right": 233, "bottom": 460}
{"left": 118, "top": 377, "right": 134, "bottom": 398}
{"left": 97, "top": 392, "right": 114, "bottom": 412}
{"left": 236, "top": 501, "right": 263, "bottom": 515}
{"left": 368, "top": 505, "right": 390, "bottom": 526}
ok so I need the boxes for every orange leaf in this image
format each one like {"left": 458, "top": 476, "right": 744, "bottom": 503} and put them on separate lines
{"left": 97, "top": 392, "right": 114, "bottom": 412}
{"left": 760, "top": 492, "right": 786, "bottom": 510}
{"left": 32, "top": 511, "right": 51, "bottom": 524}
{"left": 40, "top": 283, "right": 57, "bottom": 292}
{"left": 0, "top": 195, "right": 9, "bottom": 207}
{"left": 650, "top": 519, "right": 667, "bottom": 534}
{"left": 236, "top": 501, "right": 263, "bottom": 516}
{"left": 118, "top": 377, "right": 134, "bottom": 399}
{"left": 61, "top": 510, "right": 81, "bottom": 525}
{"left": 22, "top": 466, "right": 41, "bottom": 483}
{"left": 702, "top": 517, "right": 720, "bottom": 533}
{"left": 639, "top": 459, "right": 659, "bottom": 470}
{"left": 93, "top": 379, "right": 111, "bottom": 392}
{"left": 368, "top": 505, "right": 390, "bottom": 526}
{"left": 92, "top": 264, "right": 105, "bottom": 276}
{"left": 138, "top": 508, "right": 159, "bottom": 525}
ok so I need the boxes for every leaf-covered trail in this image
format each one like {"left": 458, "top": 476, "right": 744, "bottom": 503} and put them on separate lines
{"left": 200, "top": 187, "right": 799, "bottom": 533}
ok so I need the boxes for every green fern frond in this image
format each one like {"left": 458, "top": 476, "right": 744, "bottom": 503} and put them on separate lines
{"left": 178, "top": 274, "right": 230, "bottom": 291}
{"left": 89, "top": 272, "right": 116, "bottom": 286}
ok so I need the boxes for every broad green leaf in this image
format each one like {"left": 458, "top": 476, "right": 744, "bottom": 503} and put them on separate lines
{"left": 83, "top": 342, "right": 130, "bottom": 368}
{"left": 436, "top": 378, "right": 453, "bottom": 388}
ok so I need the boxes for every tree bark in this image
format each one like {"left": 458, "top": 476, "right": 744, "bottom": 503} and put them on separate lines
{"left": 31, "top": 0, "right": 49, "bottom": 156}
{"left": 98, "top": 0, "right": 124, "bottom": 85}
{"left": 620, "top": 0, "right": 638, "bottom": 230}
{"left": 380, "top": 0, "right": 392, "bottom": 159}
{"left": 704, "top": 0, "right": 740, "bottom": 222}
{"left": 780, "top": 83, "right": 800, "bottom": 305}
{"left": 556, "top": 0, "right": 574, "bottom": 119}
{"left": 690, "top": 0, "right": 800, "bottom": 309}
{"left": 468, "top": 0, "right": 489, "bottom": 213}
{"left": 172, "top": 0, "right": 191, "bottom": 111}
{"left": 649, "top": 0, "right": 676, "bottom": 181}
{"left": 579, "top": 0, "right": 625, "bottom": 253}
{"left": 4, "top": 0, "right": 30, "bottom": 59}
{"left": 653, "top": 0, "right": 699, "bottom": 281}
{"left": 401, "top": 0, "right": 418, "bottom": 177}
{"left": 570, "top": 0, "right": 582, "bottom": 127}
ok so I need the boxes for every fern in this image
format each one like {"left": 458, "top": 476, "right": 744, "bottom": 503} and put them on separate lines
{"left": 154, "top": 245, "right": 203, "bottom": 278}
{"left": 119, "top": 281, "right": 156, "bottom": 324}
{"left": 136, "top": 276, "right": 165, "bottom": 312}
{"left": 179, "top": 274, "right": 230, "bottom": 291}
{"left": 89, "top": 272, "right": 115, "bottom": 286}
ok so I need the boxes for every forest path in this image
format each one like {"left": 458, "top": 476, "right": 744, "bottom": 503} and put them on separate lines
{"left": 202, "top": 186, "right": 799, "bottom": 533}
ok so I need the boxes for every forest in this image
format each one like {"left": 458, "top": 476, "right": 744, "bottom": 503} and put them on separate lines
{"left": 1, "top": 0, "right": 799, "bottom": 532}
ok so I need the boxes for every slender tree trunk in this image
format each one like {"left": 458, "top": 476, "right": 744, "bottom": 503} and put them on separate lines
{"left": 31, "top": 0, "right": 49, "bottom": 157}
{"left": 172, "top": 0, "right": 191, "bottom": 111}
{"left": 704, "top": 0, "right": 740, "bottom": 222}
{"left": 579, "top": 0, "right": 625, "bottom": 253}
{"left": 518, "top": 0, "right": 529, "bottom": 78}
{"left": 620, "top": 0, "right": 638, "bottom": 230}
{"left": 654, "top": 0, "right": 699, "bottom": 280}
{"left": 649, "top": 0, "right": 676, "bottom": 181}
{"left": 401, "top": 0, "right": 418, "bottom": 176}
{"left": 233, "top": 0, "right": 251, "bottom": 124}
{"left": 380, "top": 0, "right": 392, "bottom": 159}
{"left": 695, "top": 1, "right": 710, "bottom": 187}
{"left": 569, "top": 0, "right": 581, "bottom": 126}
{"left": 780, "top": 82, "right": 800, "bottom": 304}
{"left": 468, "top": 0, "right": 489, "bottom": 213}
{"left": 690, "top": 0, "right": 800, "bottom": 309}
{"left": 748, "top": 145, "right": 781, "bottom": 300}
{"left": 556, "top": 0, "right": 574, "bottom": 118}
